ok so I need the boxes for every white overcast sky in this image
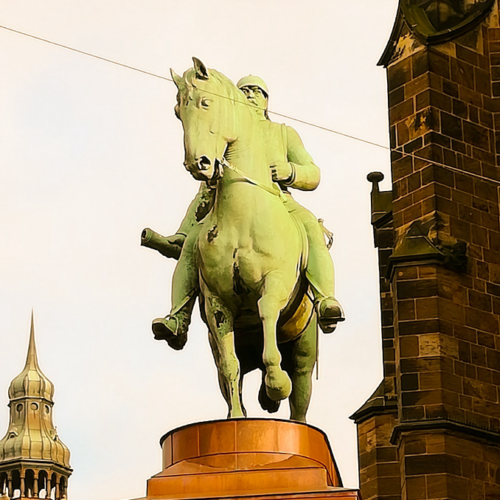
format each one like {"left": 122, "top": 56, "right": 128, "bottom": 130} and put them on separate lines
{"left": 0, "top": 2, "right": 399, "bottom": 499}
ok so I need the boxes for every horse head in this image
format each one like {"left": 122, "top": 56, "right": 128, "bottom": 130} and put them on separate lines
{"left": 171, "top": 57, "right": 246, "bottom": 182}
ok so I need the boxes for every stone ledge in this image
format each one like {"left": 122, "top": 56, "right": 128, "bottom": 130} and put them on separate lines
{"left": 390, "top": 418, "right": 500, "bottom": 446}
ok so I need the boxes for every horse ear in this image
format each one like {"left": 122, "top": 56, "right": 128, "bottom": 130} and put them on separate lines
{"left": 192, "top": 57, "right": 209, "bottom": 80}
{"left": 170, "top": 68, "right": 184, "bottom": 88}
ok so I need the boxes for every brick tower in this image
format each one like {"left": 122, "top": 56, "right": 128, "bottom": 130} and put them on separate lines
{"left": 352, "top": 1, "right": 500, "bottom": 499}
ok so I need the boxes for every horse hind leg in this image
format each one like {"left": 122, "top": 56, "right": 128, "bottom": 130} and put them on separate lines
{"left": 238, "top": 373, "right": 247, "bottom": 417}
{"left": 258, "top": 274, "right": 293, "bottom": 402}
{"left": 204, "top": 292, "right": 245, "bottom": 418}
{"left": 286, "top": 315, "right": 317, "bottom": 422}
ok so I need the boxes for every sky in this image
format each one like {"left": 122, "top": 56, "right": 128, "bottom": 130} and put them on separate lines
{"left": 0, "top": 2, "right": 399, "bottom": 499}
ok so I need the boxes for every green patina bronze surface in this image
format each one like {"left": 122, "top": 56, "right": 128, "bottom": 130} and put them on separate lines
{"left": 142, "top": 58, "right": 344, "bottom": 422}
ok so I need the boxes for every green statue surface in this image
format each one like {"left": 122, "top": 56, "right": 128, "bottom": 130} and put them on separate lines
{"left": 142, "top": 58, "right": 344, "bottom": 421}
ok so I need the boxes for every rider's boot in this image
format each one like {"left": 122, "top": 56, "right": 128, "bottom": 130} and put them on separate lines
{"left": 152, "top": 304, "right": 193, "bottom": 350}
{"left": 316, "top": 296, "right": 345, "bottom": 333}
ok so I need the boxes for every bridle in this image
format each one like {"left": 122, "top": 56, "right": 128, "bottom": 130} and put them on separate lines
{"left": 215, "top": 157, "right": 287, "bottom": 202}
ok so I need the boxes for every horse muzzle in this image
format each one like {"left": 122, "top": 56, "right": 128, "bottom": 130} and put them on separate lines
{"left": 186, "top": 156, "right": 223, "bottom": 181}
{"left": 196, "top": 155, "right": 212, "bottom": 171}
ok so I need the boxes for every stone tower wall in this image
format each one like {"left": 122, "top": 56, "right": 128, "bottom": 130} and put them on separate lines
{"left": 353, "top": 3, "right": 500, "bottom": 500}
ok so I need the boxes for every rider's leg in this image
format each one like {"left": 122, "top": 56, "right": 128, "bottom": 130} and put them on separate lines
{"left": 152, "top": 224, "right": 202, "bottom": 349}
{"left": 284, "top": 196, "right": 344, "bottom": 332}
{"left": 150, "top": 183, "right": 215, "bottom": 259}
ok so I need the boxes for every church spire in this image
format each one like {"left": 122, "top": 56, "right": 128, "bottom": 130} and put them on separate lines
{"left": 8, "top": 313, "right": 54, "bottom": 404}
{"left": 0, "top": 315, "right": 72, "bottom": 499}
{"left": 25, "top": 312, "right": 39, "bottom": 371}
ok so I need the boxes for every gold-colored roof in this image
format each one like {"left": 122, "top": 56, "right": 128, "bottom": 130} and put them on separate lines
{"left": 0, "top": 315, "right": 71, "bottom": 469}
{"left": 8, "top": 316, "right": 54, "bottom": 402}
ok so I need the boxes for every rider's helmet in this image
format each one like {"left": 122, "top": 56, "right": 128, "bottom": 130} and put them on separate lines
{"left": 236, "top": 75, "right": 269, "bottom": 97}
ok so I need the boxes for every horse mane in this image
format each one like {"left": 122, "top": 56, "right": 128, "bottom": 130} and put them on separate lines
{"left": 182, "top": 67, "right": 248, "bottom": 108}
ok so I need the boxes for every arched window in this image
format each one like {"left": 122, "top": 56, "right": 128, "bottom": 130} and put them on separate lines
{"left": 25, "top": 469, "right": 35, "bottom": 498}
{"left": 59, "top": 476, "right": 67, "bottom": 500}
{"left": 0, "top": 472, "right": 7, "bottom": 497}
{"left": 50, "top": 473, "right": 57, "bottom": 500}
{"left": 38, "top": 470, "right": 48, "bottom": 499}
{"left": 11, "top": 470, "right": 21, "bottom": 498}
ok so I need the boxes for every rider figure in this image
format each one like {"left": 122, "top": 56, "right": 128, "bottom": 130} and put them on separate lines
{"left": 152, "top": 75, "right": 344, "bottom": 349}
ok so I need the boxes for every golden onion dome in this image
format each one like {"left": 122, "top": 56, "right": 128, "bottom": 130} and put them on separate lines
{"left": 8, "top": 318, "right": 55, "bottom": 402}
{"left": 0, "top": 314, "right": 72, "bottom": 498}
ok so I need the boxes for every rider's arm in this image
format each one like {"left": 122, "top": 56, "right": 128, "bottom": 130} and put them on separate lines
{"left": 176, "top": 182, "right": 215, "bottom": 235}
{"left": 284, "top": 126, "right": 320, "bottom": 191}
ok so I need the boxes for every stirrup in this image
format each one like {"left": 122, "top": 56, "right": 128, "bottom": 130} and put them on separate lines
{"left": 166, "top": 314, "right": 179, "bottom": 335}
{"left": 152, "top": 314, "right": 187, "bottom": 350}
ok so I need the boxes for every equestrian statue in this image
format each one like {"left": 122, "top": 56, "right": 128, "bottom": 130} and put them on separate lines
{"left": 142, "top": 58, "right": 344, "bottom": 422}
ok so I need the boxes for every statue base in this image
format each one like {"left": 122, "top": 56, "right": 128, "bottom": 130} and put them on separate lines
{"left": 146, "top": 419, "right": 361, "bottom": 499}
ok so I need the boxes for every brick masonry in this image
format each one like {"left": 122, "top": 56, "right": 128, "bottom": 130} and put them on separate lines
{"left": 353, "top": 4, "right": 500, "bottom": 500}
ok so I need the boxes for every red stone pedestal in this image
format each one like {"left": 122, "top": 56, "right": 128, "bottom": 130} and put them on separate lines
{"left": 146, "top": 419, "right": 361, "bottom": 500}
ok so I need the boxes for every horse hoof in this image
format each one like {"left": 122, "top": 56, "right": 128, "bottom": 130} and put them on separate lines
{"left": 152, "top": 317, "right": 187, "bottom": 350}
{"left": 258, "top": 382, "right": 281, "bottom": 413}
{"left": 265, "top": 369, "right": 292, "bottom": 401}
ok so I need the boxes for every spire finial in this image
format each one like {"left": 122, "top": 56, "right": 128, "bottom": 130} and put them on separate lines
{"left": 26, "top": 309, "right": 39, "bottom": 369}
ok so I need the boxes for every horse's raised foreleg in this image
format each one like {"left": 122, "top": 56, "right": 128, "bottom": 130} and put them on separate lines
{"left": 204, "top": 291, "right": 245, "bottom": 418}
{"left": 258, "top": 274, "right": 293, "bottom": 402}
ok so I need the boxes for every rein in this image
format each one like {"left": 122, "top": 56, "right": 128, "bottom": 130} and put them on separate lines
{"left": 218, "top": 158, "right": 287, "bottom": 202}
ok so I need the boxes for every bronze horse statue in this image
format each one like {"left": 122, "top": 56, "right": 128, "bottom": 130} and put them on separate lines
{"left": 144, "top": 58, "right": 329, "bottom": 421}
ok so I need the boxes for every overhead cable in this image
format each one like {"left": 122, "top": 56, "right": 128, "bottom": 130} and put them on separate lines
{"left": 0, "top": 24, "right": 389, "bottom": 149}
{"left": 2, "top": 24, "right": 500, "bottom": 186}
